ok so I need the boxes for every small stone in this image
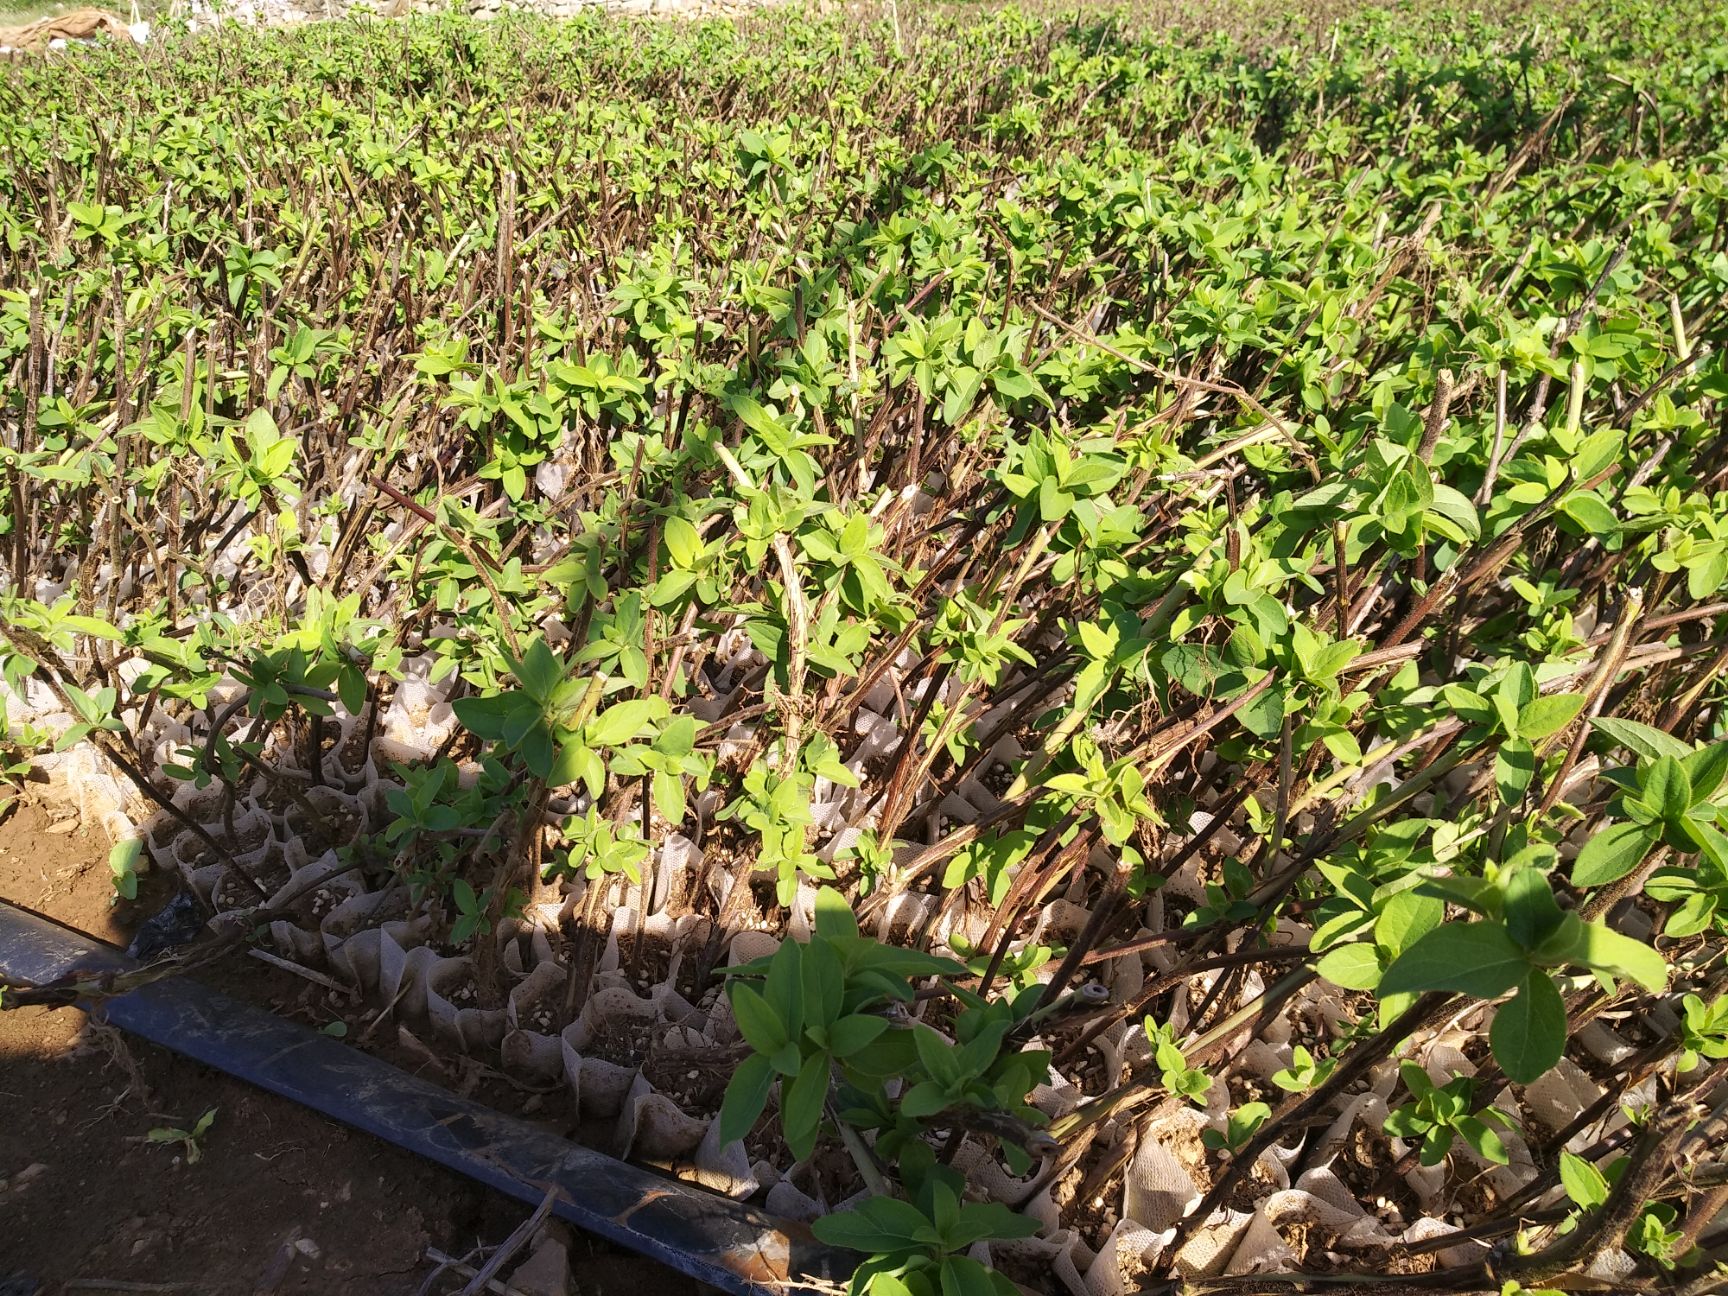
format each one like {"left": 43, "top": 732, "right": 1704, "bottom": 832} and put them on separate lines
{"left": 509, "top": 1231, "right": 571, "bottom": 1296}
{"left": 0, "top": 1163, "right": 47, "bottom": 1194}
{"left": 294, "top": 1238, "right": 320, "bottom": 1258}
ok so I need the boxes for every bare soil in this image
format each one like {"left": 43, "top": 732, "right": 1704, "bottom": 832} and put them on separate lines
{"left": 0, "top": 797, "right": 708, "bottom": 1296}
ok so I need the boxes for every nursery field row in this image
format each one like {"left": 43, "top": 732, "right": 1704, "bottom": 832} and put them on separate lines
{"left": 2, "top": 1, "right": 1728, "bottom": 1292}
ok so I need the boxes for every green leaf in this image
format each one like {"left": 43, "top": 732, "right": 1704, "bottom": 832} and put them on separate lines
{"left": 1496, "top": 663, "right": 1536, "bottom": 727}
{"left": 512, "top": 638, "right": 562, "bottom": 699}
{"left": 1552, "top": 921, "right": 1668, "bottom": 993}
{"left": 954, "top": 1019, "right": 1009, "bottom": 1081}
{"left": 1494, "top": 738, "right": 1536, "bottom": 805}
{"left": 1455, "top": 1115, "right": 1510, "bottom": 1165}
{"left": 1683, "top": 742, "right": 1728, "bottom": 803}
{"left": 718, "top": 1052, "right": 774, "bottom": 1144}
{"left": 664, "top": 515, "right": 701, "bottom": 568}
{"left": 828, "top": 1013, "right": 890, "bottom": 1057}
{"left": 864, "top": 1276, "right": 917, "bottom": 1296}
{"left": 913, "top": 1025, "right": 962, "bottom": 1088}
{"left": 1686, "top": 818, "right": 1728, "bottom": 870}
{"left": 812, "top": 1197, "right": 938, "bottom": 1253}
{"left": 1313, "top": 943, "right": 1383, "bottom": 991}
{"left": 1559, "top": 490, "right": 1618, "bottom": 536}
{"left": 500, "top": 698, "right": 544, "bottom": 749}
{"left": 759, "top": 935, "right": 803, "bottom": 1026}
{"left": 1289, "top": 481, "right": 1356, "bottom": 514}
{"left": 941, "top": 1202, "right": 1041, "bottom": 1250}
{"left": 813, "top": 887, "right": 860, "bottom": 940}
{"left": 1572, "top": 821, "right": 1655, "bottom": 889}
{"left": 649, "top": 569, "right": 699, "bottom": 609}
{"left": 588, "top": 698, "right": 663, "bottom": 747}
{"left": 651, "top": 768, "right": 686, "bottom": 824}
{"left": 726, "top": 392, "right": 793, "bottom": 444}
{"left": 108, "top": 838, "right": 141, "bottom": 899}
{"left": 569, "top": 745, "right": 606, "bottom": 799}
{"left": 729, "top": 983, "right": 789, "bottom": 1056}
{"left": 899, "top": 1079, "right": 950, "bottom": 1118}
{"left": 61, "top": 614, "right": 123, "bottom": 642}
{"left": 1427, "top": 484, "right": 1481, "bottom": 541}
{"left": 1502, "top": 867, "right": 1564, "bottom": 951}
{"left": 518, "top": 724, "right": 555, "bottom": 779}
{"left": 1591, "top": 716, "right": 1693, "bottom": 762}
{"left": 801, "top": 937, "right": 845, "bottom": 1031}
{"left": 452, "top": 878, "right": 478, "bottom": 914}
{"left": 1643, "top": 756, "right": 1693, "bottom": 825}
{"left": 1559, "top": 1150, "right": 1610, "bottom": 1209}
{"left": 1418, "top": 1125, "right": 1451, "bottom": 1166}
{"left": 337, "top": 667, "right": 367, "bottom": 716}
{"left": 780, "top": 1056, "right": 829, "bottom": 1161}
{"left": 109, "top": 837, "right": 143, "bottom": 875}
{"left": 1517, "top": 693, "right": 1586, "bottom": 742}
{"left": 1397, "top": 1059, "right": 1435, "bottom": 1100}
{"left": 1490, "top": 972, "right": 1567, "bottom": 1084}
{"left": 939, "top": 1256, "right": 998, "bottom": 1296}
{"left": 1374, "top": 888, "right": 1443, "bottom": 956}
{"left": 1379, "top": 923, "right": 1530, "bottom": 998}
{"left": 453, "top": 693, "right": 513, "bottom": 740}
{"left": 1237, "top": 685, "right": 1286, "bottom": 740}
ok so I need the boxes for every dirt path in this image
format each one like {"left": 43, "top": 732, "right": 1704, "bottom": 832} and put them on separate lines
{"left": 0, "top": 799, "right": 707, "bottom": 1296}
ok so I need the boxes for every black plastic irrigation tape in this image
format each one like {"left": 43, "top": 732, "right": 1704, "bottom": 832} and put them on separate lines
{"left": 0, "top": 899, "right": 853, "bottom": 1296}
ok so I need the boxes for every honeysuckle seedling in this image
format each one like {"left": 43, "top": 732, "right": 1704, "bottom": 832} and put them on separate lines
{"left": 1043, "top": 736, "right": 1156, "bottom": 846}
{"left": 811, "top": 1158, "right": 1037, "bottom": 1296}
{"left": 66, "top": 200, "right": 137, "bottom": 246}
{"left": 144, "top": 1108, "right": 218, "bottom": 1164}
{"left": 551, "top": 804, "right": 651, "bottom": 885}
{"left": 1376, "top": 850, "right": 1667, "bottom": 1081}
{"left": 1308, "top": 828, "right": 1449, "bottom": 1010}
{"left": 1574, "top": 717, "right": 1728, "bottom": 892}
{"left": 1204, "top": 1101, "right": 1271, "bottom": 1155}
{"left": 455, "top": 637, "right": 664, "bottom": 794}
{"left": 604, "top": 714, "right": 713, "bottom": 826}
{"left": 887, "top": 983, "right": 1056, "bottom": 1168}
{"left": 573, "top": 593, "right": 653, "bottom": 691}
{"left": 1674, "top": 993, "right": 1728, "bottom": 1073}
{"left": 50, "top": 681, "right": 128, "bottom": 754}
{"left": 265, "top": 324, "right": 347, "bottom": 402}
{"left": 647, "top": 513, "right": 729, "bottom": 610}
{"left": 717, "top": 761, "right": 832, "bottom": 907}
{"left": 994, "top": 426, "right": 1126, "bottom": 547}
{"left": 718, "top": 889, "right": 962, "bottom": 1158}
{"left": 214, "top": 409, "right": 300, "bottom": 510}
{"left": 1557, "top": 1148, "right": 1613, "bottom": 1218}
{"left": 1437, "top": 662, "right": 1588, "bottom": 806}
{"left": 1144, "top": 1018, "right": 1211, "bottom": 1105}
{"left": 840, "top": 829, "right": 899, "bottom": 898}
{"left": 1383, "top": 1063, "right": 1513, "bottom": 1167}
{"left": 548, "top": 350, "right": 649, "bottom": 425}
{"left": 109, "top": 839, "right": 143, "bottom": 902}
{"left": 1626, "top": 1202, "right": 1689, "bottom": 1270}
{"left": 1271, "top": 1044, "right": 1336, "bottom": 1093}
{"left": 1184, "top": 856, "right": 1261, "bottom": 929}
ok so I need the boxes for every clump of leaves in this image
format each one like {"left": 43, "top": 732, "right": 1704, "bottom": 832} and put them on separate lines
{"left": 144, "top": 1109, "right": 217, "bottom": 1164}
{"left": 1383, "top": 1064, "right": 1513, "bottom": 1167}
